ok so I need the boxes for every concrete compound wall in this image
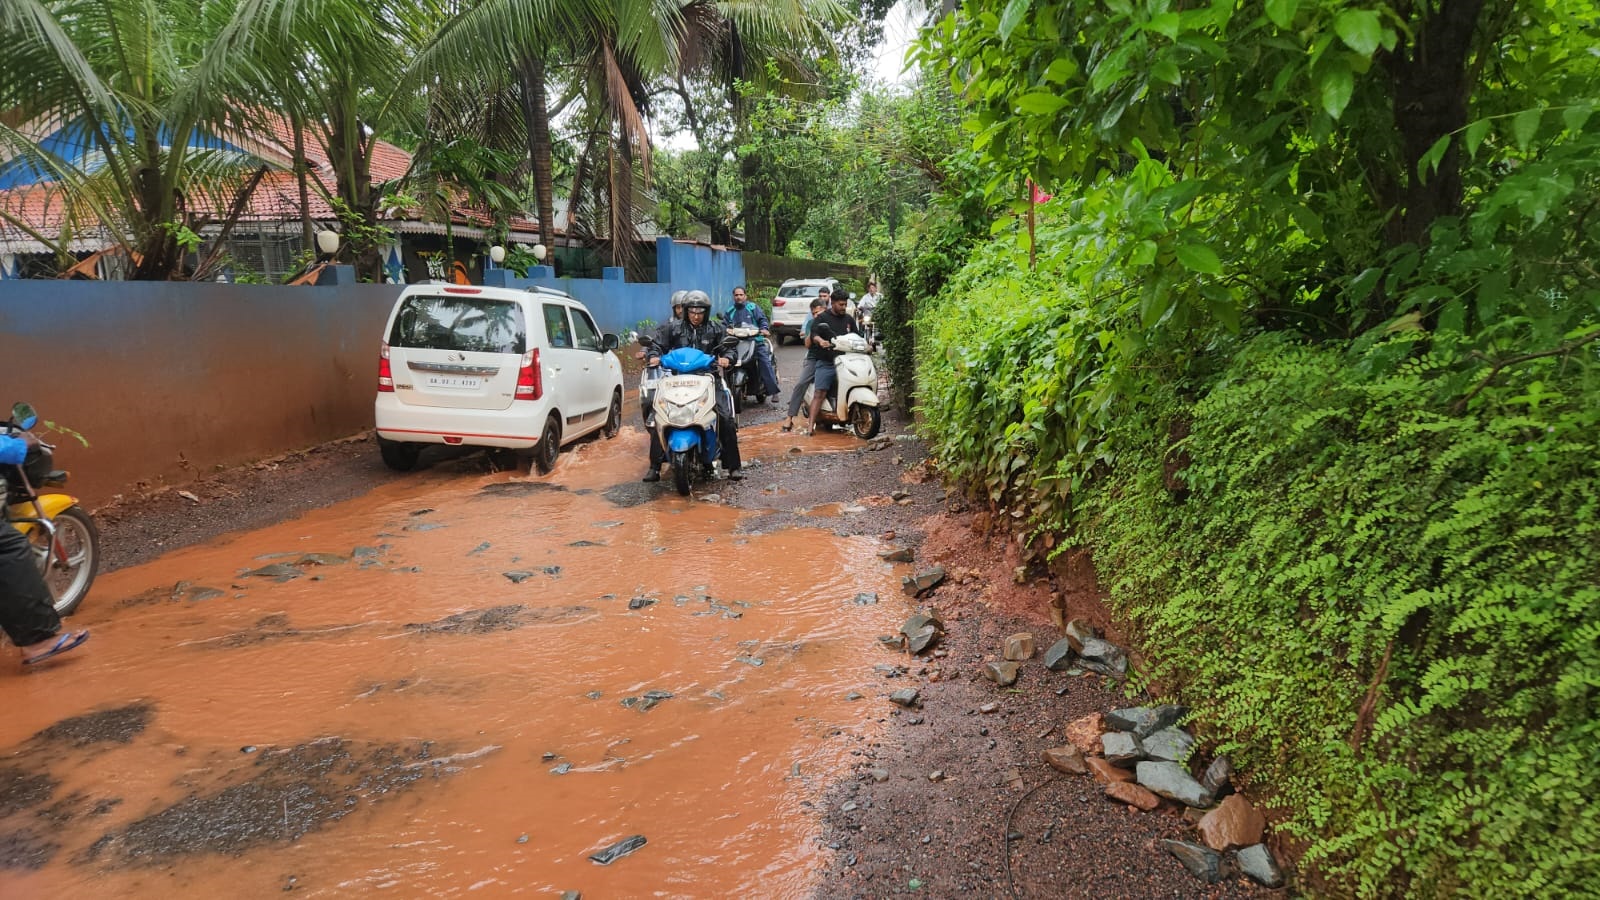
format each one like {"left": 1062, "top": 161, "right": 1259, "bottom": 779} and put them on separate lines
{"left": 0, "top": 279, "right": 400, "bottom": 507}
{"left": 0, "top": 238, "right": 750, "bottom": 506}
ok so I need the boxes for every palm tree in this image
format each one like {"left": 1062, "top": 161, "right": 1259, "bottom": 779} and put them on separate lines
{"left": 213, "top": 0, "right": 445, "bottom": 281}
{"left": 0, "top": 0, "right": 270, "bottom": 279}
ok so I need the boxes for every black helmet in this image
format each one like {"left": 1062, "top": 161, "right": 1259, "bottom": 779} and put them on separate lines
{"left": 683, "top": 290, "right": 712, "bottom": 312}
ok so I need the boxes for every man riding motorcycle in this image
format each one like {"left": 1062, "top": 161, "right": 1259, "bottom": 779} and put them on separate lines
{"left": 724, "top": 286, "right": 780, "bottom": 401}
{"left": 642, "top": 291, "right": 742, "bottom": 481}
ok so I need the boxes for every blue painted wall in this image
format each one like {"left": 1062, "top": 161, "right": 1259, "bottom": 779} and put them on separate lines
{"left": 485, "top": 237, "right": 747, "bottom": 334}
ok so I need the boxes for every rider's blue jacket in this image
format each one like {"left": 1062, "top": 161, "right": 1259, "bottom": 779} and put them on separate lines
{"left": 0, "top": 435, "right": 26, "bottom": 465}
{"left": 725, "top": 301, "right": 770, "bottom": 331}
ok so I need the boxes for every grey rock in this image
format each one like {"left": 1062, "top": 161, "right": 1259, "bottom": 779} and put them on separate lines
{"left": 889, "top": 688, "right": 920, "bottom": 707}
{"left": 873, "top": 664, "right": 905, "bottom": 678}
{"left": 1101, "top": 732, "right": 1144, "bottom": 767}
{"left": 869, "top": 768, "right": 890, "bottom": 782}
{"left": 1077, "top": 638, "right": 1127, "bottom": 674}
{"left": 1042, "top": 638, "right": 1075, "bottom": 671}
{"left": 1235, "top": 843, "right": 1284, "bottom": 888}
{"left": 1160, "top": 839, "right": 1222, "bottom": 883}
{"left": 588, "top": 834, "right": 646, "bottom": 865}
{"left": 1143, "top": 727, "right": 1197, "bottom": 762}
{"left": 550, "top": 763, "right": 572, "bottom": 775}
{"left": 467, "top": 542, "right": 491, "bottom": 556}
{"left": 627, "top": 596, "right": 657, "bottom": 610}
{"left": 1105, "top": 704, "right": 1188, "bottom": 738}
{"left": 1002, "top": 633, "right": 1035, "bottom": 661}
{"left": 1202, "top": 755, "right": 1235, "bottom": 798}
{"left": 906, "top": 624, "right": 940, "bottom": 654}
{"left": 295, "top": 552, "right": 349, "bottom": 567}
{"left": 900, "top": 612, "right": 944, "bottom": 636}
{"left": 502, "top": 571, "right": 535, "bottom": 584}
{"left": 561, "top": 892, "right": 581, "bottom": 900}
{"left": 1137, "top": 761, "right": 1213, "bottom": 807}
{"left": 983, "top": 661, "right": 1020, "bottom": 687}
{"left": 1062, "top": 618, "right": 1096, "bottom": 653}
{"left": 845, "top": 691, "right": 864, "bottom": 701}
{"left": 900, "top": 566, "right": 946, "bottom": 597}
{"left": 516, "top": 833, "right": 529, "bottom": 844}
{"left": 736, "top": 655, "right": 765, "bottom": 667}
{"left": 585, "top": 691, "right": 603, "bottom": 700}
{"left": 853, "top": 592, "right": 879, "bottom": 605}
{"left": 878, "top": 547, "right": 915, "bottom": 563}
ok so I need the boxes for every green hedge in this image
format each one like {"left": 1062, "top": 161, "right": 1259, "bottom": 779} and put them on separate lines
{"left": 915, "top": 271, "right": 1600, "bottom": 892}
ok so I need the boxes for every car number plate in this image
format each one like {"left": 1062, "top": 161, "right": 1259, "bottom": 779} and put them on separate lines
{"left": 426, "top": 375, "right": 482, "bottom": 390}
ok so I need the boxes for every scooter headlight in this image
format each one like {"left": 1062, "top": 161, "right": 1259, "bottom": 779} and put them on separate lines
{"left": 663, "top": 403, "right": 698, "bottom": 427}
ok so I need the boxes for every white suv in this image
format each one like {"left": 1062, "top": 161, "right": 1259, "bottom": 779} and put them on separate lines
{"left": 374, "top": 284, "right": 624, "bottom": 473}
{"left": 769, "top": 278, "right": 850, "bottom": 344}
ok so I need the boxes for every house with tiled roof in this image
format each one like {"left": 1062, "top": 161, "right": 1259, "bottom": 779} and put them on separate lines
{"left": 0, "top": 114, "right": 551, "bottom": 282}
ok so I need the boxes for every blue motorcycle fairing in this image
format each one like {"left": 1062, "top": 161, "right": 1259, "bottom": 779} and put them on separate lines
{"left": 666, "top": 426, "right": 719, "bottom": 458}
{"left": 661, "top": 347, "right": 714, "bottom": 374}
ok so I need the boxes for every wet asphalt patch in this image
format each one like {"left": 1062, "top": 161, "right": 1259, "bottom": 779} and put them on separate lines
{"left": 403, "top": 603, "right": 596, "bottom": 635}
{"left": 81, "top": 738, "right": 484, "bottom": 865}
{"left": 32, "top": 704, "right": 153, "bottom": 749}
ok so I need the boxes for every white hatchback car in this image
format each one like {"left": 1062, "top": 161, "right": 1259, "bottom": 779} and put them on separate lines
{"left": 769, "top": 277, "right": 850, "bottom": 345}
{"left": 374, "top": 284, "right": 624, "bottom": 473}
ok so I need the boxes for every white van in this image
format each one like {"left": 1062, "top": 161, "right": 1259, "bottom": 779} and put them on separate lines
{"left": 374, "top": 284, "right": 625, "bottom": 473}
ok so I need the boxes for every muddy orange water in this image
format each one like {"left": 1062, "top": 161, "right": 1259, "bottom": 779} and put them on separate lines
{"left": 1, "top": 426, "right": 908, "bottom": 898}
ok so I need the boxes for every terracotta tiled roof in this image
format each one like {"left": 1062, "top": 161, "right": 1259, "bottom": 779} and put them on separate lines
{"left": 0, "top": 113, "right": 550, "bottom": 253}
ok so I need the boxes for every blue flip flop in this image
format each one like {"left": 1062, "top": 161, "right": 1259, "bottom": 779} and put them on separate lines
{"left": 22, "top": 629, "right": 89, "bottom": 666}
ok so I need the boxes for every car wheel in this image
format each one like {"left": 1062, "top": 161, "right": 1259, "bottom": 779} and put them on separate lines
{"left": 379, "top": 437, "right": 421, "bottom": 472}
{"left": 602, "top": 391, "right": 622, "bottom": 438}
{"left": 533, "top": 415, "right": 561, "bottom": 474}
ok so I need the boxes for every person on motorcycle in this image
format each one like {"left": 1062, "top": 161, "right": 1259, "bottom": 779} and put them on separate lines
{"left": 782, "top": 297, "right": 827, "bottom": 432}
{"left": 0, "top": 430, "right": 89, "bottom": 667}
{"left": 804, "top": 288, "right": 861, "bottom": 436}
{"left": 725, "top": 286, "right": 780, "bottom": 401}
{"left": 642, "top": 291, "right": 741, "bottom": 481}
{"left": 637, "top": 291, "right": 689, "bottom": 465}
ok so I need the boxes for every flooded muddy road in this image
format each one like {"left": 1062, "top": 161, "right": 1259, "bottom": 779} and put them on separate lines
{"left": 0, "top": 413, "right": 930, "bottom": 898}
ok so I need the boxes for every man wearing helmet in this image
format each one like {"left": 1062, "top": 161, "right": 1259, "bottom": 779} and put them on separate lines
{"left": 641, "top": 290, "right": 741, "bottom": 481}
{"left": 637, "top": 290, "right": 690, "bottom": 466}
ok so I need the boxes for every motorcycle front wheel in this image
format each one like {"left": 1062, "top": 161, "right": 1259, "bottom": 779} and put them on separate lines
{"left": 671, "top": 450, "right": 693, "bottom": 496}
{"left": 850, "top": 404, "right": 882, "bottom": 440}
{"left": 35, "top": 505, "right": 98, "bottom": 616}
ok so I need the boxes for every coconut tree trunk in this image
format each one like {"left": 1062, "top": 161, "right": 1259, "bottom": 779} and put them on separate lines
{"left": 517, "top": 54, "right": 557, "bottom": 250}
{"left": 293, "top": 116, "right": 314, "bottom": 252}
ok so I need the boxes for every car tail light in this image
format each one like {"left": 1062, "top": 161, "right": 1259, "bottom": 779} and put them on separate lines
{"left": 773, "top": 298, "right": 786, "bottom": 307}
{"left": 378, "top": 342, "right": 394, "bottom": 392}
{"left": 515, "top": 348, "right": 541, "bottom": 400}
{"left": 443, "top": 286, "right": 482, "bottom": 294}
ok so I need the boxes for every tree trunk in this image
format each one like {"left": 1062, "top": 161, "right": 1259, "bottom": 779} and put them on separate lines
{"left": 517, "top": 55, "right": 557, "bottom": 250}
{"left": 740, "top": 150, "right": 767, "bottom": 252}
{"left": 1380, "top": 0, "right": 1487, "bottom": 247}
{"left": 293, "top": 117, "right": 313, "bottom": 253}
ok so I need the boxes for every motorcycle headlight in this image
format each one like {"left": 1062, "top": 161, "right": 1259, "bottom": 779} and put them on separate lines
{"left": 664, "top": 404, "right": 697, "bottom": 427}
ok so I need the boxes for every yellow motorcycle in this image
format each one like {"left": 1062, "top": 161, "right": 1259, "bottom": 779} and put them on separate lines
{"left": 5, "top": 402, "right": 97, "bottom": 616}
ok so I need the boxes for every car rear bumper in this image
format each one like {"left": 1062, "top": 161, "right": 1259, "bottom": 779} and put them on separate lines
{"left": 375, "top": 396, "right": 547, "bottom": 449}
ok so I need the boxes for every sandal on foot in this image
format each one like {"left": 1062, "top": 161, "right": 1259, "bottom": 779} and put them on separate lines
{"left": 23, "top": 630, "right": 89, "bottom": 666}
{"left": 780, "top": 420, "right": 794, "bottom": 432}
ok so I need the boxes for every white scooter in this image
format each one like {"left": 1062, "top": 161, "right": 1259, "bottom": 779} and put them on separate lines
{"left": 804, "top": 332, "right": 881, "bottom": 439}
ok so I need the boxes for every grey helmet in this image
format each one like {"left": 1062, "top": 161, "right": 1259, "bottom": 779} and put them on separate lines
{"left": 669, "top": 290, "right": 688, "bottom": 313}
{"left": 682, "top": 290, "right": 712, "bottom": 313}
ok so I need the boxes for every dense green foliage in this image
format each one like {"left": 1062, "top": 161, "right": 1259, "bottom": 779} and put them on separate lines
{"left": 904, "top": 0, "right": 1600, "bottom": 891}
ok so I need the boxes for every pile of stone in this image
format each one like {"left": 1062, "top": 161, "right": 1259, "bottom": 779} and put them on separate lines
{"left": 1040, "top": 704, "right": 1285, "bottom": 889}
{"left": 1041, "top": 618, "right": 1128, "bottom": 676}
{"left": 882, "top": 608, "right": 945, "bottom": 655}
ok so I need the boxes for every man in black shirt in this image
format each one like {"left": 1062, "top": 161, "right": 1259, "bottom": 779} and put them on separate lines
{"left": 804, "top": 288, "right": 860, "bottom": 435}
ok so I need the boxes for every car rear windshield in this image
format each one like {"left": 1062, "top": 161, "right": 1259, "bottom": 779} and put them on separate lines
{"left": 389, "top": 295, "right": 526, "bottom": 354}
{"left": 778, "top": 285, "right": 826, "bottom": 298}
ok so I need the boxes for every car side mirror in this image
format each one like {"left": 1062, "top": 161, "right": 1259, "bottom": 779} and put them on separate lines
{"left": 601, "top": 333, "right": 619, "bottom": 351}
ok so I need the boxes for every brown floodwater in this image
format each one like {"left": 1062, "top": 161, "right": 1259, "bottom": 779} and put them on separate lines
{"left": 0, "top": 425, "right": 907, "bottom": 898}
